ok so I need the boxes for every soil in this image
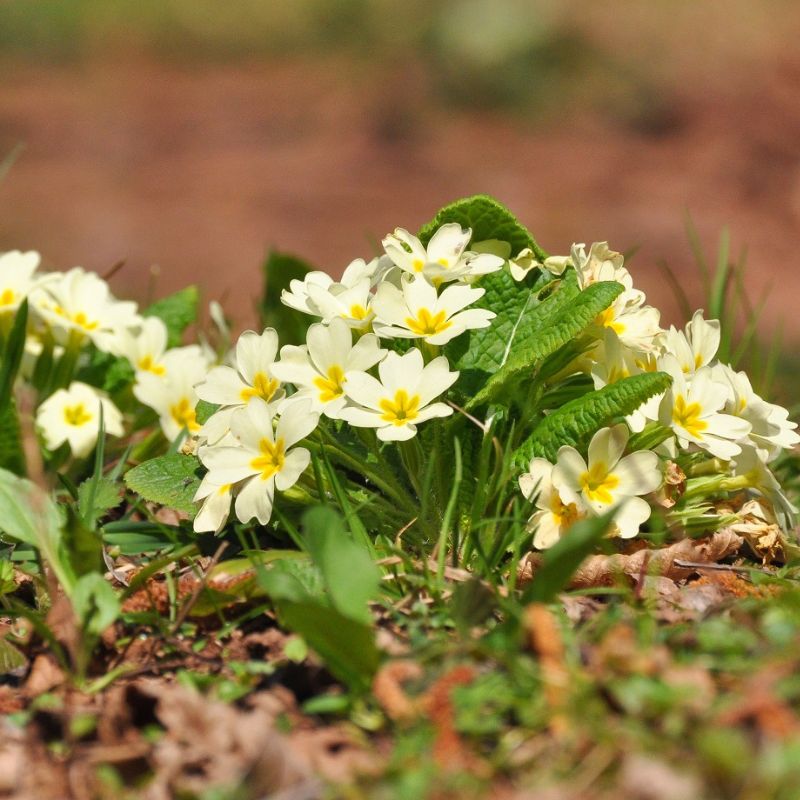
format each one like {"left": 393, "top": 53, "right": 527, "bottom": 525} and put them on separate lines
{"left": 1, "top": 53, "right": 800, "bottom": 339}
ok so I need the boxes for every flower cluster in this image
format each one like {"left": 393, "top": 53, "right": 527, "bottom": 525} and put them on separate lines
{"left": 520, "top": 242, "right": 799, "bottom": 546}
{"left": 3, "top": 196, "right": 797, "bottom": 558}
{"left": 0, "top": 250, "right": 215, "bottom": 459}
{"left": 192, "top": 226, "right": 492, "bottom": 530}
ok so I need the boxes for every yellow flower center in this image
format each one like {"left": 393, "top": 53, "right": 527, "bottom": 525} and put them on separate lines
{"left": 580, "top": 461, "right": 620, "bottom": 505}
{"left": 405, "top": 308, "right": 452, "bottom": 337}
{"left": 379, "top": 389, "right": 421, "bottom": 426}
{"left": 672, "top": 394, "right": 708, "bottom": 439}
{"left": 550, "top": 496, "right": 580, "bottom": 528}
{"left": 250, "top": 437, "right": 286, "bottom": 480}
{"left": 596, "top": 307, "right": 625, "bottom": 335}
{"left": 606, "top": 364, "right": 630, "bottom": 384}
{"left": 240, "top": 372, "right": 280, "bottom": 404}
{"left": 313, "top": 364, "right": 345, "bottom": 403}
{"left": 170, "top": 397, "right": 200, "bottom": 432}
{"left": 349, "top": 304, "right": 370, "bottom": 321}
{"left": 437, "top": 257, "right": 449, "bottom": 268}
{"left": 137, "top": 354, "right": 166, "bottom": 376}
{"left": 694, "top": 353, "right": 703, "bottom": 369}
{"left": 53, "top": 305, "right": 99, "bottom": 331}
{"left": 0, "top": 288, "right": 15, "bottom": 306}
{"left": 412, "top": 259, "right": 425, "bottom": 272}
{"left": 63, "top": 403, "right": 92, "bottom": 427}
{"left": 218, "top": 483, "right": 232, "bottom": 495}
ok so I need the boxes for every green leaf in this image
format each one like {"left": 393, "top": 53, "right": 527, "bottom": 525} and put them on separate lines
{"left": 63, "top": 506, "right": 104, "bottom": 578}
{"left": 0, "top": 299, "right": 28, "bottom": 414}
{"left": 143, "top": 286, "right": 199, "bottom": 348}
{"left": 260, "top": 250, "right": 315, "bottom": 345}
{"left": 0, "top": 468, "right": 73, "bottom": 591}
{"left": 273, "top": 600, "right": 380, "bottom": 691}
{"left": 124, "top": 454, "right": 202, "bottom": 517}
{"left": 514, "top": 372, "right": 672, "bottom": 465}
{"left": 523, "top": 509, "right": 616, "bottom": 603}
{"left": 418, "top": 194, "right": 546, "bottom": 260}
{"left": 0, "top": 402, "right": 25, "bottom": 476}
{"left": 0, "top": 636, "right": 26, "bottom": 673}
{"left": 302, "top": 506, "right": 380, "bottom": 624}
{"left": 468, "top": 280, "right": 623, "bottom": 409}
{"left": 72, "top": 573, "right": 120, "bottom": 635}
{"left": 195, "top": 399, "right": 219, "bottom": 425}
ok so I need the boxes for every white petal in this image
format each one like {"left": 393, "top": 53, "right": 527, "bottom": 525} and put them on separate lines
{"left": 235, "top": 476, "right": 275, "bottom": 525}
{"left": 275, "top": 447, "right": 311, "bottom": 491}
{"left": 276, "top": 400, "right": 319, "bottom": 448}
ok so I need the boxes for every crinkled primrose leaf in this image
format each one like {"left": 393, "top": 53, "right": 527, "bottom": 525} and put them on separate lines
{"left": 124, "top": 453, "right": 202, "bottom": 517}
{"left": 514, "top": 371, "right": 673, "bottom": 465}
{"left": 467, "top": 280, "right": 624, "bottom": 410}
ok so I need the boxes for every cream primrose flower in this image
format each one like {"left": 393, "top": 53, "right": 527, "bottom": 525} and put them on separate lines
{"left": 731, "top": 445, "right": 797, "bottom": 528}
{"left": 572, "top": 242, "right": 633, "bottom": 289}
{"left": 280, "top": 256, "right": 391, "bottom": 329}
{"left": 371, "top": 275, "right": 495, "bottom": 346}
{"left": 658, "top": 310, "right": 720, "bottom": 374}
{"left": 195, "top": 329, "right": 283, "bottom": 444}
{"left": 198, "top": 398, "right": 319, "bottom": 526}
{"left": 339, "top": 348, "right": 458, "bottom": 441}
{"left": 552, "top": 425, "right": 663, "bottom": 539}
{"left": 590, "top": 330, "right": 662, "bottom": 432}
{"left": 594, "top": 289, "right": 662, "bottom": 353}
{"left": 657, "top": 355, "right": 751, "bottom": 460}
{"left": 519, "top": 457, "right": 587, "bottom": 549}
{"left": 382, "top": 224, "right": 504, "bottom": 284}
{"left": 472, "top": 240, "right": 571, "bottom": 282}
{"left": 133, "top": 345, "right": 213, "bottom": 441}
{"left": 36, "top": 381, "right": 123, "bottom": 458}
{"left": 0, "top": 250, "right": 44, "bottom": 314}
{"left": 114, "top": 316, "right": 170, "bottom": 376}
{"left": 30, "top": 267, "right": 140, "bottom": 352}
{"left": 711, "top": 363, "right": 800, "bottom": 462}
{"left": 271, "top": 317, "right": 386, "bottom": 418}
{"left": 192, "top": 474, "right": 234, "bottom": 534}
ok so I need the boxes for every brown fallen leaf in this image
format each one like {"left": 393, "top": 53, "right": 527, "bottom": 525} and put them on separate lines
{"left": 518, "top": 530, "right": 743, "bottom": 589}
{"left": 372, "top": 659, "right": 423, "bottom": 722}
{"left": 524, "top": 604, "right": 570, "bottom": 738}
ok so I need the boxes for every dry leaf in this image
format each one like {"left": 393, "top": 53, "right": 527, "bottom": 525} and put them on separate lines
{"left": 518, "top": 530, "right": 743, "bottom": 589}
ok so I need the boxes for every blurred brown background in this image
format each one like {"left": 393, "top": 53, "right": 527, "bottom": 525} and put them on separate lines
{"left": 1, "top": 0, "right": 800, "bottom": 343}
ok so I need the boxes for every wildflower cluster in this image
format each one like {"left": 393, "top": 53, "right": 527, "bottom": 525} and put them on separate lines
{"left": 1, "top": 195, "right": 797, "bottom": 563}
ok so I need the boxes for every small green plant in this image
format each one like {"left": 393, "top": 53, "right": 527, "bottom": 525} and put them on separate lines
{"left": 0, "top": 194, "right": 797, "bottom": 696}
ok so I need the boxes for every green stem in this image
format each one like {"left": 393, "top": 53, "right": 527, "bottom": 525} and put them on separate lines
{"left": 399, "top": 438, "right": 424, "bottom": 498}
{"left": 312, "top": 428, "right": 415, "bottom": 511}
{"left": 49, "top": 329, "right": 85, "bottom": 393}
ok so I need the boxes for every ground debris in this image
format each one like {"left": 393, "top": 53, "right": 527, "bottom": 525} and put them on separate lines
{"left": 518, "top": 530, "right": 743, "bottom": 589}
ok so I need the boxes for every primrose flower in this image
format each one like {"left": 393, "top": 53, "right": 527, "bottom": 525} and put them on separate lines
{"left": 36, "top": 381, "right": 123, "bottom": 458}
{"left": 30, "top": 267, "right": 140, "bottom": 352}
{"left": 196, "top": 328, "right": 283, "bottom": 410}
{"left": 272, "top": 318, "right": 386, "bottom": 418}
{"left": 371, "top": 275, "right": 495, "bottom": 345}
{"left": 134, "top": 345, "right": 213, "bottom": 441}
{"left": 658, "top": 356, "right": 751, "bottom": 460}
{"left": 340, "top": 348, "right": 458, "bottom": 441}
{"left": 659, "top": 311, "right": 720, "bottom": 374}
{"left": 382, "top": 224, "right": 503, "bottom": 284}
{"left": 594, "top": 290, "right": 662, "bottom": 353}
{"left": 732, "top": 445, "right": 797, "bottom": 529}
{"left": 280, "top": 257, "right": 391, "bottom": 329}
{"left": 712, "top": 363, "right": 800, "bottom": 462}
{"left": 198, "top": 398, "right": 319, "bottom": 526}
{"left": 114, "top": 316, "right": 170, "bottom": 376}
{"left": 572, "top": 242, "right": 634, "bottom": 291}
{"left": 0, "top": 250, "right": 44, "bottom": 314}
{"left": 552, "top": 424, "right": 662, "bottom": 538}
{"left": 519, "top": 458, "right": 587, "bottom": 549}
{"left": 192, "top": 474, "right": 234, "bottom": 534}
{"left": 472, "top": 240, "right": 546, "bottom": 282}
